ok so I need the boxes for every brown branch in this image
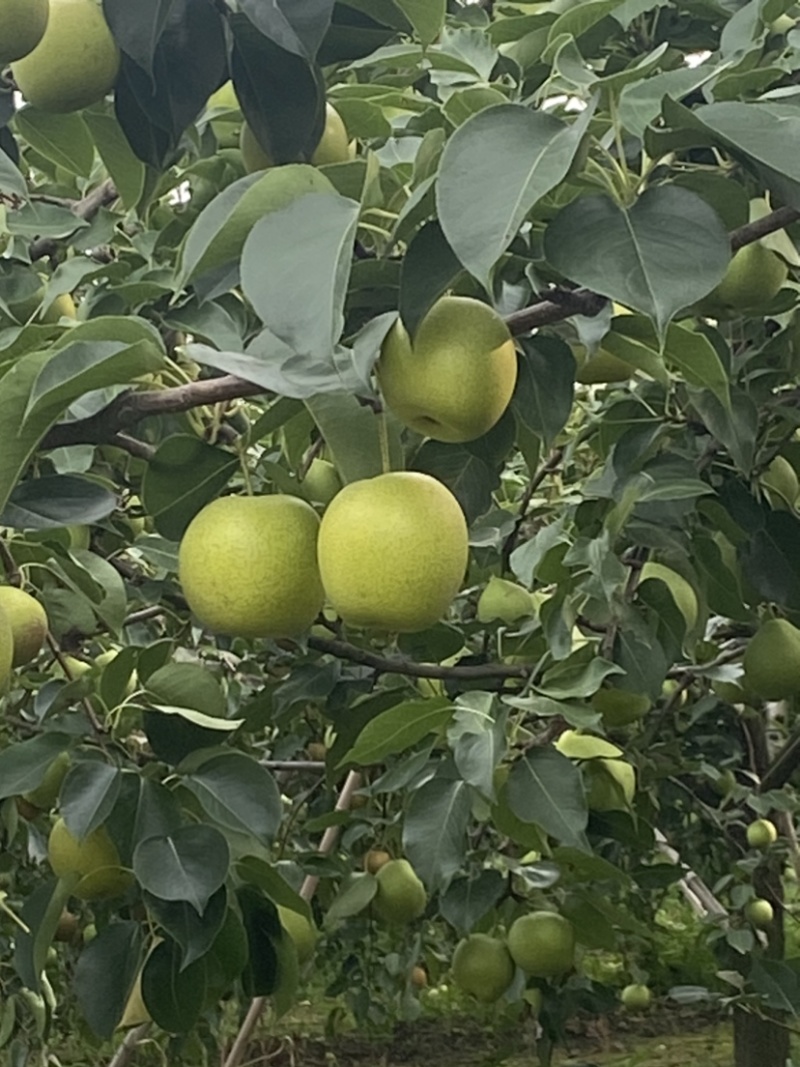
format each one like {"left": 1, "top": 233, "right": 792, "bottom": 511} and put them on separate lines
{"left": 34, "top": 205, "right": 800, "bottom": 455}
{"left": 759, "top": 725, "right": 800, "bottom": 793}
{"left": 29, "top": 179, "right": 119, "bottom": 262}
{"left": 500, "top": 448, "right": 564, "bottom": 571}
{"left": 307, "top": 634, "right": 528, "bottom": 680}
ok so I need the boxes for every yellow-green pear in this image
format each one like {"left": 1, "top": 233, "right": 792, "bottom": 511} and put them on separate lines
{"left": 452, "top": 934, "right": 515, "bottom": 1003}
{"left": 0, "top": 0, "right": 49, "bottom": 65}
{"left": 507, "top": 912, "right": 575, "bottom": 978}
{"left": 0, "top": 586, "right": 48, "bottom": 666}
{"left": 301, "top": 458, "right": 342, "bottom": 506}
{"left": 698, "top": 244, "right": 787, "bottom": 317}
{"left": 179, "top": 495, "right": 324, "bottom": 639}
{"left": 746, "top": 898, "right": 774, "bottom": 927}
{"left": 41, "top": 292, "right": 77, "bottom": 324}
{"left": 639, "top": 562, "right": 698, "bottom": 630}
{"left": 12, "top": 0, "right": 121, "bottom": 113}
{"left": 621, "top": 983, "right": 652, "bottom": 1011}
{"left": 746, "top": 818, "right": 777, "bottom": 849}
{"left": 762, "top": 455, "right": 798, "bottom": 510}
{"left": 743, "top": 618, "right": 800, "bottom": 700}
{"left": 373, "top": 859, "right": 427, "bottom": 924}
{"left": 477, "top": 576, "right": 536, "bottom": 624}
{"left": 574, "top": 346, "right": 634, "bottom": 385}
{"left": 377, "top": 296, "right": 517, "bottom": 443}
{"left": 207, "top": 80, "right": 239, "bottom": 111}
{"left": 317, "top": 472, "right": 468, "bottom": 633}
{"left": 240, "top": 102, "right": 349, "bottom": 173}
{"left": 48, "top": 818, "right": 133, "bottom": 899}
{"left": 277, "top": 905, "right": 317, "bottom": 963}
{"left": 0, "top": 603, "right": 12, "bottom": 691}
{"left": 22, "top": 751, "right": 69, "bottom": 811}
{"left": 591, "top": 687, "right": 651, "bottom": 727}
{"left": 585, "top": 758, "right": 636, "bottom": 812}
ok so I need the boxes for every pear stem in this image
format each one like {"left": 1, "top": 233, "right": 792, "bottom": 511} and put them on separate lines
{"left": 378, "top": 410, "right": 391, "bottom": 474}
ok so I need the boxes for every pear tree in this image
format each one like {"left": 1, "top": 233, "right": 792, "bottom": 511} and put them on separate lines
{"left": 2, "top": 2, "right": 800, "bottom": 1067}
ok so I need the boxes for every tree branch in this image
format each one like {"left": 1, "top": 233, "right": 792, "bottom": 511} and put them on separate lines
{"left": 307, "top": 634, "right": 528, "bottom": 680}
{"left": 29, "top": 180, "right": 119, "bottom": 262}
{"left": 730, "top": 206, "right": 800, "bottom": 252}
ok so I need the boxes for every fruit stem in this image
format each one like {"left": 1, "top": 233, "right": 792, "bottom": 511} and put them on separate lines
{"left": 237, "top": 445, "right": 255, "bottom": 495}
{"left": 378, "top": 410, "right": 391, "bottom": 474}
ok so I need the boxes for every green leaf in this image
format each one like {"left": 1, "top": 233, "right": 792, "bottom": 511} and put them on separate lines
{"left": 403, "top": 776, "right": 471, "bottom": 890}
{"left": 392, "top": 0, "right": 445, "bottom": 47}
{"left": 0, "top": 734, "right": 73, "bottom": 801}
{"left": 236, "top": 886, "right": 281, "bottom": 997}
{"left": 141, "top": 938, "right": 207, "bottom": 1033}
{"left": 618, "top": 65, "right": 720, "bottom": 138}
{"left": 14, "top": 109, "right": 94, "bottom": 177}
{"left": 741, "top": 511, "right": 800, "bottom": 611}
{"left": 305, "top": 392, "right": 404, "bottom": 483}
{"left": 544, "top": 186, "right": 731, "bottom": 338}
{"left": 0, "top": 477, "right": 116, "bottom": 529}
{"left": 144, "top": 886, "right": 227, "bottom": 971}
{"left": 437, "top": 101, "right": 596, "bottom": 286}
{"left": 399, "top": 220, "right": 463, "bottom": 338}
{"left": 241, "top": 191, "right": 360, "bottom": 359}
{"left": 60, "top": 763, "right": 122, "bottom": 842}
{"left": 0, "top": 150, "right": 27, "bottom": 199}
{"left": 513, "top": 336, "right": 575, "bottom": 448}
{"left": 507, "top": 749, "right": 589, "bottom": 850}
{"left": 133, "top": 825, "right": 230, "bottom": 915}
{"left": 184, "top": 753, "right": 282, "bottom": 844}
{"left": 439, "top": 870, "right": 506, "bottom": 935}
{"left": 73, "top": 921, "right": 143, "bottom": 1038}
{"left": 447, "top": 695, "right": 507, "bottom": 800}
{"left": 83, "top": 109, "right": 147, "bottom": 210}
{"left": 341, "top": 697, "right": 453, "bottom": 766}
{"left": 324, "top": 873, "right": 378, "bottom": 928}
{"left": 142, "top": 435, "right": 238, "bottom": 542}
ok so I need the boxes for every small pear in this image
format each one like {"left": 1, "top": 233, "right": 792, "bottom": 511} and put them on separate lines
{"left": 743, "top": 619, "right": 800, "bottom": 700}
{"left": 452, "top": 934, "right": 515, "bottom": 1003}
{"left": 0, "top": 586, "right": 48, "bottom": 666}
{"left": 373, "top": 859, "right": 427, "bottom": 925}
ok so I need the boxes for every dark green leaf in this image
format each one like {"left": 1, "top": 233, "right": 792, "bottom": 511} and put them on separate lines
{"left": 507, "top": 749, "right": 589, "bottom": 850}
{"left": 133, "top": 825, "right": 230, "bottom": 915}
{"left": 142, "top": 435, "right": 238, "bottom": 541}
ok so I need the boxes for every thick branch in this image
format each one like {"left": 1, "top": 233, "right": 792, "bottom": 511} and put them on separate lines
{"left": 730, "top": 206, "right": 800, "bottom": 252}
{"left": 759, "top": 726, "right": 800, "bottom": 793}
{"left": 307, "top": 634, "right": 528, "bottom": 680}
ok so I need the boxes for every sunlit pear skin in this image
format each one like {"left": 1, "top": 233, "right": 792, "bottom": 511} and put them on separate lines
{"left": 207, "top": 80, "right": 239, "bottom": 111}
{"left": 639, "top": 562, "right": 698, "bottom": 630}
{"left": 0, "top": 0, "right": 49, "bottom": 65}
{"left": 452, "top": 934, "right": 515, "bottom": 1003}
{"left": 377, "top": 297, "right": 517, "bottom": 444}
{"left": 179, "top": 495, "right": 324, "bottom": 639}
{"left": 591, "top": 687, "right": 651, "bottom": 727}
{"left": 0, "top": 603, "right": 13, "bottom": 691}
{"left": 317, "top": 472, "right": 468, "bottom": 632}
{"left": 277, "top": 905, "right": 317, "bottom": 963}
{"left": 746, "top": 818, "right": 778, "bottom": 849}
{"left": 0, "top": 586, "right": 48, "bottom": 666}
{"left": 12, "top": 0, "right": 121, "bottom": 114}
{"left": 240, "top": 103, "right": 350, "bottom": 173}
{"left": 41, "top": 292, "right": 77, "bottom": 324}
{"left": 477, "top": 576, "right": 536, "bottom": 624}
{"left": 698, "top": 243, "right": 787, "bottom": 317}
{"left": 507, "top": 912, "right": 575, "bottom": 978}
{"left": 373, "top": 859, "right": 427, "bottom": 924}
{"left": 743, "top": 618, "right": 800, "bottom": 700}
{"left": 48, "top": 817, "right": 133, "bottom": 900}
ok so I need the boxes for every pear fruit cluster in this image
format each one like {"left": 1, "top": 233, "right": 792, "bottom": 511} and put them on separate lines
{"left": 12, "top": 0, "right": 120, "bottom": 113}
{"left": 179, "top": 471, "right": 468, "bottom": 639}
{"left": 378, "top": 297, "right": 517, "bottom": 444}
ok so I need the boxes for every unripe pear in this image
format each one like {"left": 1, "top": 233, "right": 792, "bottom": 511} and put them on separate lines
{"left": 574, "top": 345, "right": 634, "bottom": 385}
{"left": 240, "top": 103, "right": 349, "bottom": 172}
{"left": 452, "top": 934, "right": 515, "bottom": 1002}
{"left": 743, "top": 619, "right": 800, "bottom": 700}
{"left": 373, "top": 859, "right": 427, "bottom": 924}
{"left": 746, "top": 818, "right": 777, "bottom": 850}
{"left": 48, "top": 818, "right": 133, "bottom": 900}
{"left": 700, "top": 243, "right": 787, "bottom": 317}
{"left": 22, "top": 751, "right": 69, "bottom": 811}
{"left": 179, "top": 495, "right": 324, "bottom": 639}
{"left": 0, "top": 0, "right": 49, "bottom": 65}
{"left": 317, "top": 472, "right": 468, "bottom": 633}
{"left": 0, "top": 586, "right": 48, "bottom": 666}
{"left": 301, "top": 459, "right": 342, "bottom": 506}
{"left": 507, "top": 912, "right": 575, "bottom": 978}
{"left": 591, "top": 687, "right": 651, "bottom": 727}
{"left": 0, "top": 603, "right": 12, "bottom": 692}
{"left": 277, "top": 905, "right": 317, "bottom": 963}
{"left": 377, "top": 297, "right": 517, "bottom": 443}
{"left": 12, "top": 0, "right": 121, "bottom": 114}
{"left": 477, "top": 576, "right": 536, "bottom": 624}
{"left": 746, "top": 898, "right": 774, "bottom": 927}
{"left": 639, "top": 562, "right": 698, "bottom": 630}
{"left": 762, "top": 455, "right": 799, "bottom": 510}
{"left": 621, "top": 983, "right": 652, "bottom": 1011}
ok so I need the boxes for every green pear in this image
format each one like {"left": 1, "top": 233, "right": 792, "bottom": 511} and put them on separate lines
{"left": 373, "top": 859, "right": 427, "bottom": 924}
{"left": 22, "top": 752, "right": 69, "bottom": 811}
{"left": 585, "top": 758, "right": 636, "bottom": 812}
{"left": 743, "top": 619, "right": 800, "bottom": 700}
{"left": 377, "top": 296, "right": 517, "bottom": 443}
{"left": 698, "top": 243, "right": 787, "bottom": 318}
{"left": 746, "top": 818, "right": 777, "bottom": 849}
{"left": 207, "top": 80, "right": 239, "bottom": 111}
{"left": 746, "top": 898, "right": 774, "bottom": 927}
{"left": 477, "top": 577, "right": 536, "bottom": 624}
{"left": 12, "top": 0, "right": 121, "bottom": 114}
{"left": 0, "top": 586, "right": 48, "bottom": 667}
{"left": 762, "top": 455, "right": 799, "bottom": 510}
{"left": 240, "top": 103, "right": 350, "bottom": 173}
{"left": 317, "top": 472, "right": 468, "bottom": 633}
{"left": 0, "top": 603, "right": 12, "bottom": 692}
{"left": 621, "top": 983, "right": 652, "bottom": 1011}
{"left": 0, "top": 0, "right": 48, "bottom": 65}
{"left": 452, "top": 934, "right": 515, "bottom": 1003}
{"left": 507, "top": 912, "right": 575, "bottom": 978}
{"left": 301, "top": 459, "right": 342, "bottom": 506}
{"left": 179, "top": 495, "right": 324, "bottom": 639}
{"left": 639, "top": 562, "right": 698, "bottom": 630}
{"left": 48, "top": 818, "right": 133, "bottom": 900}
{"left": 591, "top": 687, "right": 651, "bottom": 727}
{"left": 277, "top": 905, "right": 317, "bottom": 963}
{"left": 574, "top": 346, "right": 635, "bottom": 385}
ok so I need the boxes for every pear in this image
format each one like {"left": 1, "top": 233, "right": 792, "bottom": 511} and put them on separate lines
{"left": 507, "top": 912, "right": 575, "bottom": 978}
{"left": 639, "top": 562, "right": 698, "bottom": 630}
{"left": 373, "top": 859, "right": 427, "bottom": 924}
{"left": 743, "top": 619, "right": 800, "bottom": 700}
{"left": 621, "top": 984, "right": 652, "bottom": 1011}
{"left": 452, "top": 934, "right": 515, "bottom": 1003}
{"left": 240, "top": 103, "right": 349, "bottom": 172}
{"left": 746, "top": 898, "right": 774, "bottom": 927}
{"left": 574, "top": 346, "right": 634, "bottom": 385}
{"left": 762, "top": 455, "right": 799, "bottom": 510}
{"left": 48, "top": 818, "right": 133, "bottom": 900}
{"left": 591, "top": 687, "right": 651, "bottom": 727}
{"left": 585, "top": 758, "right": 636, "bottom": 812}
{"left": 0, "top": 0, "right": 49, "bottom": 65}
{"left": 477, "top": 576, "right": 536, "bottom": 624}
{"left": 363, "top": 849, "right": 392, "bottom": 875}
{"left": 317, "top": 472, "right": 468, "bottom": 633}
{"left": 377, "top": 296, "right": 517, "bottom": 443}
{"left": 277, "top": 905, "right": 317, "bottom": 964}
{"left": 301, "top": 458, "right": 342, "bottom": 506}
{"left": 179, "top": 495, "right": 324, "bottom": 639}
{"left": 12, "top": 0, "right": 121, "bottom": 114}
{"left": 746, "top": 818, "right": 777, "bottom": 849}
{"left": 118, "top": 970, "right": 150, "bottom": 1029}
{"left": 0, "top": 586, "right": 48, "bottom": 666}
{"left": 22, "top": 751, "right": 69, "bottom": 811}
{"left": 0, "top": 603, "right": 12, "bottom": 692}
{"left": 698, "top": 243, "right": 787, "bottom": 317}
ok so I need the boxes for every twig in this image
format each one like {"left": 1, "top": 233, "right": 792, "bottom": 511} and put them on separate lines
{"left": 222, "top": 770, "right": 363, "bottom": 1067}
{"left": 261, "top": 760, "right": 326, "bottom": 772}
{"left": 111, "top": 435, "right": 156, "bottom": 462}
{"left": 107, "top": 1023, "right": 150, "bottom": 1067}
{"left": 307, "top": 634, "right": 528, "bottom": 680}
{"left": 46, "top": 633, "right": 107, "bottom": 737}
{"left": 730, "top": 206, "right": 800, "bottom": 251}
{"left": 0, "top": 537, "right": 22, "bottom": 586}
{"left": 500, "top": 448, "right": 564, "bottom": 571}
{"left": 123, "top": 605, "right": 166, "bottom": 627}
{"left": 29, "top": 179, "right": 118, "bottom": 262}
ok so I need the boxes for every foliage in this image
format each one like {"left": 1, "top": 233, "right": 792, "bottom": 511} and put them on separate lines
{"left": 2, "top": 0, "right": 800, "bottom": 1065}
